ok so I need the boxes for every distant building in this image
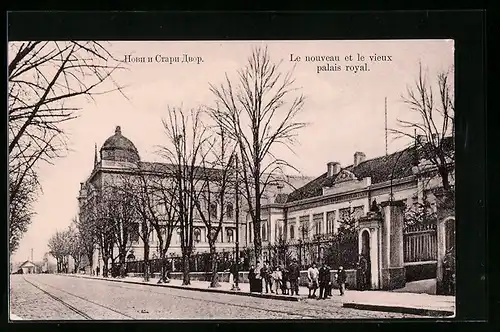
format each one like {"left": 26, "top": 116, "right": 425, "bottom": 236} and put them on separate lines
{"left": 17, "top": 260, "right": 40, "bottom": 274}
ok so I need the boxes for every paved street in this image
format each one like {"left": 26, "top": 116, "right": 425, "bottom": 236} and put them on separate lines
{"left": 10, "top": 274, "right": 424, "bottom": 320}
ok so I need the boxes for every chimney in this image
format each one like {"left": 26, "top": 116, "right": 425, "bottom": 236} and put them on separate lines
{"left": 80, "top": 182, "right": 84, "bottom": 190}
{"left": 327, "top": 162, "right": 341, "bottom": 177}
{"left": 353, "top": 152, "right": 366, "bottom": 167}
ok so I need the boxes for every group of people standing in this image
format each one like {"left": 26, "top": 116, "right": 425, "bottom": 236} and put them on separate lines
{"left": 306, "top": 262, "right": 347, "bottom": 299}
{"left": 247, "top": 259, "right": 348, "bottom": 299}
{"left": 248, "top": 259, "right": 301, "bottom": 295}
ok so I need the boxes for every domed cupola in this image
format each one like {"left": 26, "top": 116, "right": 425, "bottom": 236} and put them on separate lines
{"left": 100, "top": 126, "right": 140, "bottom": 163}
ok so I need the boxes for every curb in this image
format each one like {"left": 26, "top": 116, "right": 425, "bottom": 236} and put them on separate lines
{"left": 63, "top": 274, "right": 302, "bottom": 302}
{"left": 342, "top": 302, "right": 455, "bottom": 317}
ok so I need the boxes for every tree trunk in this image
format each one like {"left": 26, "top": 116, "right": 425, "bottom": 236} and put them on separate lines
{"left": 209, "top": 244, "right": 220, "bottom": 288}
{"left": 102, "top": 256, "right": 109, "bottom": 277}
{"left": 74, "top": 259, "right": 80, "bottom": 273}
{"left": 253, "top": 169, "right": 263, "bottom": 264}
{"left": 119, "top": 252, "right": 126, "bottom": 277}
{"left": 143, "top": 241, "right": 150, "bottom": 282}
{"left": 182, "top": 252, "right": 191, "bottom": 285}
{"left": 87, "top": 252, "right": 94, "bottom": 273}
{"left": 158, "top": 242, "right": 168, "bottom": 283}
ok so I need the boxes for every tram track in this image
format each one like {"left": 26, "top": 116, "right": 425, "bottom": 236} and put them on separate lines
{"left": 82, "top": 277, "right": 333, "bottom": 319}
{"left": 23, "top": 276, "right": 135, "bottom": 320}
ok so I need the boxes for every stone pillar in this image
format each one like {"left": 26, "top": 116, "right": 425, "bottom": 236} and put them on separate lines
{"left": 357, "top": 212, "right": 382, "bottom": 289}
{"left": 433, "top": 188, "right": 455, "bottom": 295}
{"left": 380, "top": 200, "right": 406, "bottom": 290}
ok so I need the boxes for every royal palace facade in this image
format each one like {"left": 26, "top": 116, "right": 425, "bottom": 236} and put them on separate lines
{"left": 78, "top": 126, "right": 454, "bottom": 275}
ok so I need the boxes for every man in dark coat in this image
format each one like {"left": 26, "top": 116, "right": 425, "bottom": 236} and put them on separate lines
{"left": 318, "top": 262, "right": 331, "bottom": 299}
{"left": 261, "top": 261, "right": 272, "bottom": 293}
{"left": 336, "top": 265, "right": 347, "bottom": 296}
{"left": 248, "top": 264, "right": 257, "bottom": 292}
{"left": 281, "top": 265, "right": 289, "bottom": 295}
{"left": 288, "top": 259, "right": 300, "bottom": 296}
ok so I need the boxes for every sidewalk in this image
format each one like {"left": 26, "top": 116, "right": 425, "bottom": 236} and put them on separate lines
{"left": 342, "top": 291, "right": 455, "bottom": 317}
{"left": 63, "top": 274, "right": 455, "bottom": 316}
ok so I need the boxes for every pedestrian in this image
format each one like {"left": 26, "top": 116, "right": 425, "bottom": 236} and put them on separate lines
{"left": 281, "top": 265, "right": 290, "bottom": 295}
{"left": 230, "top": 260, "right": 239, "bottom": 288}
{"left": 272, "top": 266, "right": 282, "bottom": 294}
{"left": 326, "top": 264, "right": 333, "bottom": 296}
{"left": 318, "top": 262, "right": 331, "bottom": 299}
{"left": 307, "top": 262, "right": 320, "bottom": 299}
{"left": 336, "top": 265, "right": 347, "bottom": 296}
{"left": 261, "top": 261, "right": 273, "bottom": 293}
{"left": 248, "top": 264, "right": 257, "bottom": 292}
{"left": 96, "top": 266, "right": 100, "bottom": 277}
{"left": 255, "top": 260, "right": 263, "bottom": 293}
{"left": 288, "top": 259, "right": 300, "bottom": 296}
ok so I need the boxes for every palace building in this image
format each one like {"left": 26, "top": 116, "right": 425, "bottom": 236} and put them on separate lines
{"left": 77, "top": 126, "right": 312, "bottom": 273}
{"left": 78, "top": 126, "right": 454, "bottom": 289}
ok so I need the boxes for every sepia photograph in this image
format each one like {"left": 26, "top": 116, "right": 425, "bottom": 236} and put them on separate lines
{"left": 8, "top": 39, "right": 456, "bottom": 320}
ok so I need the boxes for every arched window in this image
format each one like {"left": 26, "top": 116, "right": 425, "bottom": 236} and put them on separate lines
{"left": 226, "top": 203, "right": 234, "bottom": 219}
{"left": 194, "top": 227, "right": 201, "bottom": 243}
{"left": 227, "top": 228, "right": 234, "bottom": 243}
{"left": 289, "top": 224, "right": 295, "bottom": 239}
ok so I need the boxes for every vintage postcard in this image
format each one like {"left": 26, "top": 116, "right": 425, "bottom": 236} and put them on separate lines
{"left": 9, "top": 39, "right": 456, "bottom": 320}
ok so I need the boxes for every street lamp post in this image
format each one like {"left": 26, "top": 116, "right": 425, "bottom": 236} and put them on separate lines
{"left": 232, "top": 154, "right": 241, "bottom": 291}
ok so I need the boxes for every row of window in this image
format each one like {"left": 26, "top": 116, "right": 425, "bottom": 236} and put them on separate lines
{"left": 127, "top": 224, "right": 236, "bottom": 244}
{"left": 203, "top": 202, "right": 234, "bottom": 219}
{"left": 247, "top": 206, "right": 365, "bottom": 243}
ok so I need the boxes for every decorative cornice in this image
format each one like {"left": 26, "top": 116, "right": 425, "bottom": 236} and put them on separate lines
{"left": 285, "top": 176, "right": 416, "bottom": 212}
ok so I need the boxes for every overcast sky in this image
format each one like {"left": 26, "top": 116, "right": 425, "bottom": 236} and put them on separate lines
{"left": 11, "top": 40, "right": 454, "bottom": 263}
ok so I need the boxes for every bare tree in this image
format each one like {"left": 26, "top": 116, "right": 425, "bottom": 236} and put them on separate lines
{"left": 8, "top": 41, "right": 126, "bottom": 254}
{"left": 118, "top": 172, "right": 166, "bottom": 282}
{"left": 209, "top": 46, "right": 307, "bottom": 263}
{"left": 159, "top": 106, "right": 210, "bottom": 285}
{"left": 48, "top": 229, "right": 71, "bottom": 273}
{"left": 67, "top": 221, "right": 85, "bottom": 273}
{"left": 84, "top": 187, "right": 118, "bottom": 278}
{"left": 194, "top": 127, "right": 236, "bottom": 288}
{"left": 9, "top": 172, "right": 37, "bottom": 255}
{"left": 391, "top": 63, "right": 455, "bottom": 198}
{"left": 75, "top": 211, "right": 96, "bottom": 274}
{"left": 148, "top": 167, "right": 180, "bottom": 283}
{"left": 107, "top": 182, "right": 137, "bottom": 278}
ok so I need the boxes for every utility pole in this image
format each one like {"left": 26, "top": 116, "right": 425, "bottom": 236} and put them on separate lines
{"left": 385, "top": 97, "right": 388, "bottom": 156}
{"left": 232, "top": 154, "right": 241, "bottom": 291}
